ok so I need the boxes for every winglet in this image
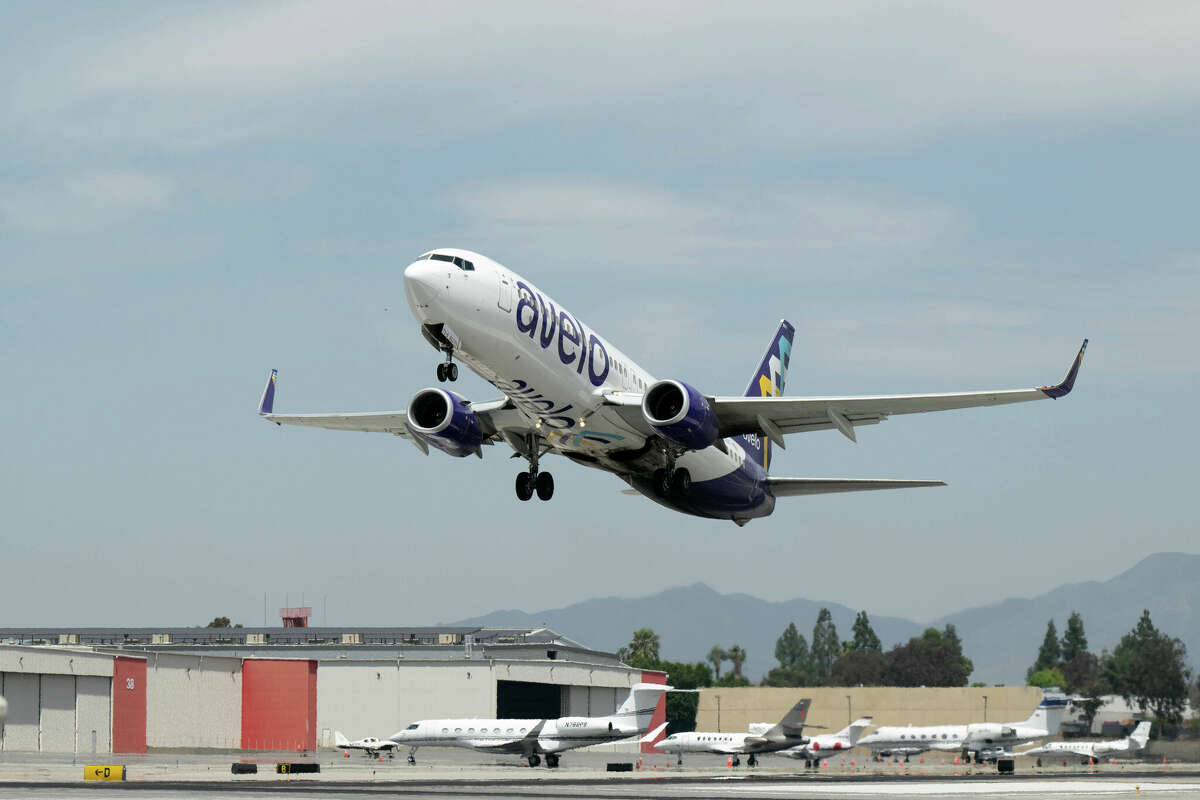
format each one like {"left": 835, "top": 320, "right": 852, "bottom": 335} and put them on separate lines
{"left": 641, "top": 721, "right": 669, "bottom": 743}
{"left": 259, "top": 369, "right": 278, "bottom": 415}
{"left": 1040, "top": 339, "right": 1087, "bottom": 399}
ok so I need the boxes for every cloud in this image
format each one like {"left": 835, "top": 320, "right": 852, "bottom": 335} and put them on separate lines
{"left": 0, "top": 169, "right": 175, "bottom": 235}
{"left": 5, "top": 2, "right": 1200, "bottom": 158}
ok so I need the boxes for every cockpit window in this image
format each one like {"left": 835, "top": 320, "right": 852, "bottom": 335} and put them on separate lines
{"left": 405, "top": 724, "right": 419, "bottom": 730}
{"left": 427, "top": 253, "right": 474, "bottom": 271}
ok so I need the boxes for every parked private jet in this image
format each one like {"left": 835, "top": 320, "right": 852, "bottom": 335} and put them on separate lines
{"left": 857, "top": 698, "right": 1068, "bottom": 763}
{"left": 777, "top": 716, "right": 873, "bottom": 767}
{"left": 1021, "top": 721, "right": 1151, "bottom": 764}
{"left": 334, "top": 731, "right": 398, "bottom": 758}
{"left": 258, "top": 248, "right": 1086, "bottom": 524}
{"left": 388, "top": 682, "right": 670, "bottom": 768}
{"left": 652, "top": 699, "right": 812, "bottom": 766}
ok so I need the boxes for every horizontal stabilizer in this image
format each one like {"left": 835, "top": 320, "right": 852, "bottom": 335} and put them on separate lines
{"left": 768, "top": 478, "right": 945, "bottom": 497}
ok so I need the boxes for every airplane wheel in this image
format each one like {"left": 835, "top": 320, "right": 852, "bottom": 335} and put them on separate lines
{"left": 515, "top": 472, "right": 534, "bottom": 501}
{"left": 655, "top": 469, "right": 671, "bottom": 496}
{"left": 528, "top": 754, "right": 541, "bottom": 767}
{"left": 673, "top": 469, "right": 691, "bottom": 496}
{"left": 436, "top": 363, "right": 447, "bottom": 382}
{"left": 731, "top": 756, "right": 740, "bottom": 767}
{"left": 546, "top": 754, "right": 559, "bottom": 768}
{"left": 447, "top": 362, "right": 458, "bottom": 381}
{"left": 748, "top": 754, "right": 757, "bottom": 767}
{"left": 535, "top": 472, "right": 554, "bottom": 501}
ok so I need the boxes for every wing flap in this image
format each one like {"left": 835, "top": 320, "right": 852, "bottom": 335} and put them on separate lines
{"left": 768, "top": 478, "right": 945, "bottom": 497}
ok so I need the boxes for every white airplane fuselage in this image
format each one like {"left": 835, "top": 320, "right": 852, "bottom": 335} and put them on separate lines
{"left": 403, "top": 250, "right": 773, "bottom": 521}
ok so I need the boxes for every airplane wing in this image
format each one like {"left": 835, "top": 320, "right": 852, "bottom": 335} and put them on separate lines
{"left": 603, "top": 340, "right": 1087, "bottom": 445}
{"left": 256, "top": 369, "right": 529, "bottom": 455}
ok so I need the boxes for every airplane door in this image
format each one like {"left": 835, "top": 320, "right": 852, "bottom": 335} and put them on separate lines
{"left": 498, "top": 273, "right": 514, "bottom": 312}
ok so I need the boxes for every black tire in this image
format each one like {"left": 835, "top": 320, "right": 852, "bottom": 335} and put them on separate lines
{"left": 436, "top": 363, "right": 447, "bottom": 382}
{"left": 528, "top": 754, "right": 541, "bottom": 767}
{"left": 674, "top": 469, "right": 691, "bottom": 496}
{"left": 546, "top": 754, "right": 559, "bottom": 768}
{"left": 535, "top": 472, "right": 554, "bottom": 501}
{"left": 657, "top": 469, "right": 672, "bottom": 496}
{"left": 447, "top": 362, "right": 458, "bottom": 381}
{"left": 515, "top": 473, "right": 534, "bottom": 501}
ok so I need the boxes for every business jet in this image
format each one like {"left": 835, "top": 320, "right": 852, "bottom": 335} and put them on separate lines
{"left": 858, "top": 698, "right": 1068, "bottom": 763}
{"left": 652, "top": 699, "right": 812, "bottom": 766}
{"left": 334, "top": 731, "right": 398, "bottom": 758}
{"left": 1021, "top": 721, "right": 1151, "bottom": 765}
{"left": 777, "top": 716, "right": 873, "bottom": 767}
{"left": 258, "top": 248, "right": 1086, "bottom": 524}
{"left": 388, "top": 682, "right": 670, "bottom": 768}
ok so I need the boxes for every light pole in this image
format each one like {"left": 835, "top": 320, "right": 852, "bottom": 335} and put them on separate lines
{"left": 983, "top": 695, "right": 988, "bottom": 723}
{"left": 846, "top": 694, "right": 852, "bottom": 726}
{"left": 715, "top": 695, "right": 722, "bottom": 732}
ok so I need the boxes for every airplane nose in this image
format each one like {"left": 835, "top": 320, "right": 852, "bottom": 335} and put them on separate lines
{"left": 404, "top": 260, "right": 443, "bottom": 308}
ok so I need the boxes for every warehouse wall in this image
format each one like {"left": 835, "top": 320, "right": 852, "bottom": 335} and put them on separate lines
{"left": 695, "top": 686, "right": 1045, "bottom": 734}
{"left": 242, "top": 659, "right": 317, "bottom": 751}
{"left": 316, "top": 661, "right": 493, "bottom": 747}
{"left": 0, "top": 647, "right": 116, "bottom": 754}
{"left": 146, "top": 653, "right": 241, "bottom": 749}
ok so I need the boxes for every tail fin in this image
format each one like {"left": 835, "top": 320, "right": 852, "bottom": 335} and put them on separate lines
{"left": 845, "top": 716, "right": 873, "bottom": 746}
{"left": 334, "top": 731, "right": 349, "bottom": 748}
{"left": 739, "top": 320, "right": 794, "bottom": 472}
{"left": 1024, "top": 697, "right": 1069, "bottom": 734}
{"left": 765, "top": 698, "right": 811, "bottom": 738}
{"left": 1129, "top": 721, "right": 1151, "bottom": 750}
{"left": 615, "top": 682, "right": 672, "bottom": 730}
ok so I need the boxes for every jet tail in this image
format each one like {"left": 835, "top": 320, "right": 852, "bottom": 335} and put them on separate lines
{"left": 764, "top": 698, "right": 811, "bottom": 738}
{"left": 1023, "top": 697, "right": 1069, "bottom": 734}
{"left": 738, "top": 320, "right": 794, "bottom": 472}
{"left": 259, "top": 369, "right": 278, "bottom": 415}
{"left": 1130, "top": 721, "right": 1152, "bottom": 750}
{"left": 845, "top": 716, "right": 874, "bottom": 746}
{"left": 334, "top": 731, "right": 349, "bottom": 748}
{"left": 615, "top": 682, "right": 672, "bottom": 730}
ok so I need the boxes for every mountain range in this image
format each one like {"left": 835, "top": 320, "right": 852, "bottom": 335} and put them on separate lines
{"left": 451, "top": 552, "right": 1200, "bottom": 685}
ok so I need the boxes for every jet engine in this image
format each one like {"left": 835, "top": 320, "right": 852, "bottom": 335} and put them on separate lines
{"left": 641, "top": 380, "right": 719, "bottom": 450}
{"left": 407, "top": 388, "right": 485, "bottom": 457}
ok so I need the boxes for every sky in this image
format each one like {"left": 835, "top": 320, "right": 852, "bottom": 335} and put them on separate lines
{"left": 3, "top": 2, "right": 1198, "bottom": 634}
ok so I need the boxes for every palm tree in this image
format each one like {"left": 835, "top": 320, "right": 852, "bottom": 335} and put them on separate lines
{"left": 708, "top": 645, "right": 727, "bottom": 679}
{"left": 630, "top": 628, "right": 660, "bottom": 662}
{"left": 727, "top": 645, "right": 747, "bottom": 680}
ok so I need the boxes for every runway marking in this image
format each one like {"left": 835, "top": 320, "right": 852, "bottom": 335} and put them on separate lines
{"left": 677, "top": 779, "right": 1200, "bottom": 796}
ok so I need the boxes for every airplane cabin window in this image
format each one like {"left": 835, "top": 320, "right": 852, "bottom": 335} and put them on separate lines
{"left": 442, "top": 728, "right": 448, "bottom": 733}
{"left": 455, "top": 727, "right": 462, "bottom": 733}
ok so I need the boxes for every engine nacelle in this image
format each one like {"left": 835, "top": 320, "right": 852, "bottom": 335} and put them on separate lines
{"left": 407, "top": 388, "right": 484, "bottom": 458}
{"left": 641, "top": 379, "right": 719, "bottom": 450}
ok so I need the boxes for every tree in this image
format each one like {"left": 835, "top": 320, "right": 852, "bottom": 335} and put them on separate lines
{"left": 1060, "top": 611, "right": 1088, "bottom": 663}
{"left": 850, "top": 611, "right": 882, "bottom": 653}
{"left": 708, "top": 645, "right": 727, "bottom": 680}
{"left": 1027, "top": 619, "right": 1061, "bottom": 683}
{"left": 811, "top": 608, "right": 840, "bottom": 685}
{"left": 629, "top": 628, "right": 660, "bottom": 662}
{"left": 830, "top": 649, "right": 885, "bottom": 686}
{"left": 1110, "top": 610, "right": 1192, "bottom": 727}
{"left": 206, "top": 616, "right": 232, "bottom": 628}
{"left": 1027, "top": 667, "right": 1066, "bottom": 689}
{"left": 726, "top": 645, "right": 747, "bottom": 680}
{"left": 763, "top": 622, "right": 813, "bottom": 687}
{"left": 882, "top": 626, "right": 973, "bottom": 687}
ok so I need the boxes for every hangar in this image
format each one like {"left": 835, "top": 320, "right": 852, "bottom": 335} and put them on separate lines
{"left": 0, "top": 626, "right": 662, "bottom": 754}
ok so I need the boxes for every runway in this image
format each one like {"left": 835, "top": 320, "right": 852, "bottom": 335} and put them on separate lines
{"left": 2, "top": 750, "right": 1200, "bottom": 800}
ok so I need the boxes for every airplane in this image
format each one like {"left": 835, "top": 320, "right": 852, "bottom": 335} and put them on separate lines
{"left": 776, "top": 716, "right": 873, "bottom": 767}
{"left": 1020, "top": 720, "right": 1151, "bottom": 765}
{"left": 257, "top": 248, "right": 1087, "bottom": 525}
{"left": 388, "top": 682, "right": 671, "bottom": 768}
{"left": 652, "top": 699, "right": 812, "bottom": 766}
{"left": 334, "top": 730, "right": 399, "bottom": 758}
{"left": 857, "top": 698, "right": 1068, "bottom": 763}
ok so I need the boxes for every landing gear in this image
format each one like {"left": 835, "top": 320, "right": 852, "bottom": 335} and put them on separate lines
{"left": 545, "top": 753, "right": 560, "bottom": 769}
{"left": 731, "top": 755, "right": 741, "bottom": 767}
{"left": 407, "top": 747, "right": 417, "bottom": 765}
{"left": 747, "top": 754, "right": 758, "bottom": 767}
{"left": 515, "top": 434, "right": 553, "bottom": 502}
{"left": 436, "top": 357, "right": 458, "bottom": 382}
{"left": 527, "top": 754, "right": 541, "bottom": 767}
{"left": 653, "top": 467, "right": 691, "bottom": 499}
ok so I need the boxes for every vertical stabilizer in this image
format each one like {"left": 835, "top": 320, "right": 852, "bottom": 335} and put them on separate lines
{"left": 738, "top": 320, "right": 795, "bottom": 472}
{"left": 846, "top": 716, "right": 874, "bottom": 746}
{"left": 1024, "top": 697, "right": 1069, "bottom": 734}
{"left": 259, "top": 369, "right": 278, "bottom": 415}
{"left": 1129, "top": 721, "right": 1152, "bottom": 750}
{"left": 615, "top": 683, "right": 672, "bottom": 730}
{"left": 766, "top": 698, "right": 811, "bottom": 738}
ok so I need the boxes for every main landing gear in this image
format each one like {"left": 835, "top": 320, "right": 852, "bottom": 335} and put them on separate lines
{"left": 435, "top": 359, "right": 458, "bottom": 382}
{"left": 527, "top": 753, "right": 541, "bottom": 767}
{"left": 545, "top": 754, "right": 560, "bottom": 768}
{"left": 747, "top": 753, "right": 758, "bottom": 767}
{"left": 652, "top": 467, "right": 691, "bottom": 498}
{"left": 515, "top": 434, "right": 553, "bottom": 501}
